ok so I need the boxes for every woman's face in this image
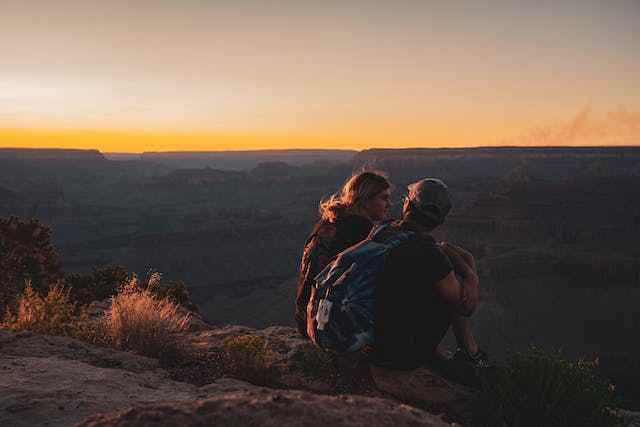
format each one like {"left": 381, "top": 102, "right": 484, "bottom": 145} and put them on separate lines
{"left": 363, "top": 187, "right": 392, "bottom": 221}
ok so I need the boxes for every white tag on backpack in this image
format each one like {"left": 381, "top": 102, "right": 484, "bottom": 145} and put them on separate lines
{"left": 316, "top": 299, "right": 333, "bottom": 331}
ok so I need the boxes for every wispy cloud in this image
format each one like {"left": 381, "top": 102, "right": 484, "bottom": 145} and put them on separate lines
{"left": 500, "top": 108, "right": 640, "bottom": 146}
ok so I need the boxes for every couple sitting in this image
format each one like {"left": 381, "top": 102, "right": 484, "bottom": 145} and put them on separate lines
{"left": 295, "top": 171, "right": 487, "bottom": 384}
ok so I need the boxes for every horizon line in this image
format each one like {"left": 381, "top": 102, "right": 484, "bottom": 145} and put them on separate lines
{"left": 1, "top": 144, "right": 640, "bottom": 156}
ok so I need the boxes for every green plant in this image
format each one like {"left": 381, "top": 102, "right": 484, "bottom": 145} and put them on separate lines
{"left": 65, "top": 264, "right": 129, "bottom": 306}
{"left": 64, "top": 266, "right": 196, "bottom": 312}
{"left": 2, "top": 281, "right": 75, "bottom": 335}
{"left": 155, "top": 279, "right": 198, "bottom": 312}
{"left": 473, "top": 347, "right": 621, "bottom": 427}
{"left": 291, "top": 343, "right": 338, "bottom": 381}
{"left": 0, "top": 217, "right": 62, "bottom": 315}
{"left": 142, "top": 270, "right": 198, "bottom": 312}
{"left": 103, "top": 278, "right": 191, "bottom": 363}
{"left": 221, "top": 335, "right": 275, "bottom": 386}
{"left": 165, "top": 348, "right": 225, "bottom": 386}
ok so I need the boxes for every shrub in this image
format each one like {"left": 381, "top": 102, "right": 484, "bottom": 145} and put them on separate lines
{"left": 0, "top": 217, "right": 62, "bottom": 315}
{"left": 70, "top": 308, "right": 111, "bottom": 347}
{"left": 2, "top": 281, "right": 75, "bottom": 335}
{"left": 65, "top": 266, "right": 197, "bottom": 312}
{"left": 598, "top": 354, "right": 640, "bottom": 410}
{"left": 65, "top": 265, "right": 129, "bottom": 306}
{"left": 166, "top": 348, "right": 225, "bottom": 386}
{"left": 153, "top": 279, "right": 198, "bottom": 313}
{"left": 221, "top": 335, "right": 275, "bottom": 386}
{"left": 473, "top": 347, "right": 621, "bottom": 427}
{"left": 103, "top": 279, "right": 191, "bottom": 362}
{"left": 291, "top": 343, "right": 338, "bottom": 381}
{"left": 142, "top": 270, "right": 198, "bottom": 312}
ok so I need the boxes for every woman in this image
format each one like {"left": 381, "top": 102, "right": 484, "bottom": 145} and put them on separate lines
{"left": 295, "top": 171, "right": 392, "bottom": 337}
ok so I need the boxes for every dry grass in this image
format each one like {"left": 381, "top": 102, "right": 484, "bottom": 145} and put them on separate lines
{"left": 2, "top": 281, "right": 75, "bottom": 335}
{"left": 69, "top": 309, "right": 111, "bottom": 347}
{"left": 103, "top": 278, "right": 191, "bottom": 362}
{"left": 1, "top": 274, "right": 196, "bottom": 368}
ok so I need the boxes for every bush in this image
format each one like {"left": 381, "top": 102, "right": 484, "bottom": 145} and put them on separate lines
{"left": 474, "top": 347, "right": 621, "bottom": 427}
{"left": 65, "top": 267, "right": 197, "bottom": 313}
{"left": 2, "top": 281, "right": 75, "bottom": 335}
{"left": 221, "top": 335, "right": 275, "bottom": 386}
{"left": 65, "top": 265, "right": 129, "bottom": 306}
{"left": 165, "top": 348, "right": 225, "bottom": 386}
{"left": 142, "top": 270, "right": 198, "bottom": 313}
{"left": 0, "top": 217, "right": 62, "bottom": 315}
{"left": 69, "top": 308, "right": 111, "bottom": 347}
{"left": 153, "top": 279, "right": 198, "bottom": 313}
{"left": 103, "top": 278, "right": 191, "bottom": 362}
{"left": 1, "top": 267, "right": 200, "bottom": 372}
{"left": 291, "top": 343, "right": 337, "bottom": 381}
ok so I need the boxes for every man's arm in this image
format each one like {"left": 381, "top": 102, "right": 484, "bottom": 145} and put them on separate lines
{"left": 434, "top": 243, "right": 479, "bottom": 317}
{"left": 433, "top": 271, "right": 478, "bottom": 317}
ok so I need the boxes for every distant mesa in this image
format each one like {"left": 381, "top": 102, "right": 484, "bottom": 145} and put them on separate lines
{"left": 141, "top": 149, "right": 356, "bottom": 157}
{"left": 250, "top": 161, "right": 299, "bottom": 181}
{"left": 353, "top": 146, "right": 640, "bottom": 165}
{"left": 146, "top": 161, "right": 301, "bottom": 188}
{"left": 103, "top": 152, "right": 142, "bottom": 161}
{"left": 0, "top": 148, "right": 105, "bottom": 161}
{"left": 147, "top": 167, "right": 246, "bottom": 187}
{"left": 139, "top": 149, "right": 357, "bottom": 170}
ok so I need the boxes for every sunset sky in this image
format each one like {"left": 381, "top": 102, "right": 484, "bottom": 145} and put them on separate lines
{"left": 1, "top": 0, "right": 638, "bottom": 152}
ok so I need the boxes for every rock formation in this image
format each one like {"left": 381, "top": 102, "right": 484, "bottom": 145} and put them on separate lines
{"left": 0, "top": 324, "right": 469, "bottom": 426}
{"left": 78, "top": 383, "right": 451, "bottom": 427}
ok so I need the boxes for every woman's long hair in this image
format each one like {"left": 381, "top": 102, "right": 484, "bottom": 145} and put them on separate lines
{"left": 319, "top": 170, "right": 390, "bottom": 222}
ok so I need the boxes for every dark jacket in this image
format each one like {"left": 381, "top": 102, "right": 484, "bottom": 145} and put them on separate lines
{"left": 295, "top": 213, "right": 373, "bottom": 336}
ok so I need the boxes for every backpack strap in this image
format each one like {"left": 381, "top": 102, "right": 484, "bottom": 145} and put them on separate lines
{"left": 368, "top": 221, "right": 416, "bottom": 251}
{"left": 368, "top": 221, "right": 393, "bottom": 241}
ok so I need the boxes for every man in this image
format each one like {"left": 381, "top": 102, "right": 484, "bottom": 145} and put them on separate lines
{"left": 371, "top": 178, "right": 487, "bottom": 383}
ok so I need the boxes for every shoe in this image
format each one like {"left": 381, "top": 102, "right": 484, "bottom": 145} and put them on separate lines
{"left": 452, "top": 347, "right": 491, "bottom": 369}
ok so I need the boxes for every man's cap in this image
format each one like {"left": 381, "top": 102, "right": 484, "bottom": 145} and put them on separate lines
{"left": 406, "top": 178, "right": 452, "bottom": 225}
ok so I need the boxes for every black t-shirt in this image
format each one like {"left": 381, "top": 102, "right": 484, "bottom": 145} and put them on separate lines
{"left": 372, "top": 225, "right": 453, "bottom": 370}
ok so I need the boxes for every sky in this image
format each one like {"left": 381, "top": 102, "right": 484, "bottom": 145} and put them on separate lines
{"left": 0, "top": 0, "right": 638, "bottom": 152}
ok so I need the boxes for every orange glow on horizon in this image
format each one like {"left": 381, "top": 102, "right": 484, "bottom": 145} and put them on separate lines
{"left": 1, "top": 107, "right": 638, "bottom": 153}
{"left": 0, "top": 127, "right": 497, "bottom": 153}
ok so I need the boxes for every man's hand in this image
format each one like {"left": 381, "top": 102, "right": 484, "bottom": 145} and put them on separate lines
{"left": 433, "top": 271, "right": 479, "bottom": 317}
{"left": 437, "top": 242, "right": 480, "bottom": 315}
{"left": 439, "top": 242, "right": 477, "bottom": 273}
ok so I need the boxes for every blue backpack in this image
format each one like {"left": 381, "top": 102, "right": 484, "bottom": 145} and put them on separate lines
{"left": 307, "top": 223, "right": 416, "bottom": 354}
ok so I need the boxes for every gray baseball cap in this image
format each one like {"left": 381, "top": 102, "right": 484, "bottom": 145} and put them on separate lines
{"left": 406, "top": 178, "right": 452, "bottom": 225}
